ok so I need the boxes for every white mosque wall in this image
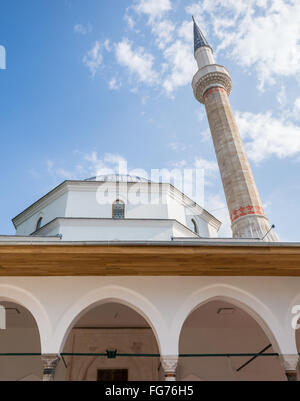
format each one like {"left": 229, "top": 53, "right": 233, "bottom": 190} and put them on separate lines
{"left": 186, "top": 214, "right": 218, "bottom": 237}
{"left": 13, "top": 181, "right": 219, "bottom": 239}
{"left": 65, "top": 185, "right": 170, "bottom": 220}
{"left": 15, "top": 192, "right": 68, "bottom": 236}
{"left": 207, "top": 221, "right": 219, "bottom": 237}
{"left": 57, "top": 220, "right": 179, "bottom": 242}
{"left": 166, "top": 196, "right": 187, "bottom": 227}
{"left": 35, "top": 219, "right": 198, "bottom": 241}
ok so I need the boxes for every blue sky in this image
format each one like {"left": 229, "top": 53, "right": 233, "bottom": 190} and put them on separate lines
{"left": 0, "top": 0, "right": 300, "bottom": 240}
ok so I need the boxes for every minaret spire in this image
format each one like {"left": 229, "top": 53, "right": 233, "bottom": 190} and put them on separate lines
{"left": 191, "top": 23, "right": 278, "bottom": 241}
{"left": 193, "top": 16, "right": 211, "bottom": 53}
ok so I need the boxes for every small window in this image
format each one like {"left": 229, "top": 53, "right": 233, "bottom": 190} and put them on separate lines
{"left": 112, "top": 200, "right": 125, "bottom": 220}
{"left": 36, "top": 217, "right": 43, "bottom": 231}
{"left": 97, "top": 369, "right": 128, "bottom": 382}
{"left": 191, "top": 218, "right": 198, "bottom": 234}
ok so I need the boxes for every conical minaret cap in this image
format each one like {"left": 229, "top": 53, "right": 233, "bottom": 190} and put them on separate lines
{"left": 193, "top": 16, "right": 212, "bottom": 53}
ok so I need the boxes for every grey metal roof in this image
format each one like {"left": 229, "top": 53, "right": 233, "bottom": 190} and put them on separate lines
{"left": 1, "top": 238, "right": 300, "bottom": 247}
{"left": 85, "top": 174, "right": 152, "bottom": 183}
{"left": 193, "top": 16, "right": 212, "bottom": 53}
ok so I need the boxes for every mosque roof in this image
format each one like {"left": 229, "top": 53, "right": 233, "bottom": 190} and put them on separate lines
{"left": 193, "top": 16, "right": 212, "bottom": 53}
{"left": 85, "top": 174, "right": 151, "bottom": 183}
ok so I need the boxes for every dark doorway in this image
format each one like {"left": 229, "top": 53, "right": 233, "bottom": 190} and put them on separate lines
{"left": 97, "top": 369, "right": 128, "bottom": 382}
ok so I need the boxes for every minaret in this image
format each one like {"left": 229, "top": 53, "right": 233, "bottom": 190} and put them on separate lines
{"left": 192, "top": 17, "right": 278, "bottom": 241}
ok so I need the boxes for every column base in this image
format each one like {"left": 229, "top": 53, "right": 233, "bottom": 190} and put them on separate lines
{"left": 286, "top": 371, "right": 297, "bottom": 382}
{"left": 165, "top": 373, "right": 176, "bottom": 381}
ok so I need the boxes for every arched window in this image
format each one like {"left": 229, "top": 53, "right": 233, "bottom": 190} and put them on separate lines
{"left": 191, "top": 218, "right": 198, "bottom": 234}
{"left": 112, "top": 200, "right": 125, "bottom": 220}
{"left": 36, "top": 217, "right": 43, "bottom": 231}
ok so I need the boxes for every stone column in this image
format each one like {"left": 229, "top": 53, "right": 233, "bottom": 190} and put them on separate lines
{"left": 41, "top": 354, "right": 60, "bottom": 382}
{"left": 161, "top": 356, "right": 178, "bottom": 381}
{"left": 279, "top": 354, "right": 299, "bottom": 381}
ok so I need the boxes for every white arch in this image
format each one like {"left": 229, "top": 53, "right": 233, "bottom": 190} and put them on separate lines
{"left": 52, "top": 285, "right": 169, "bottom": 355}
{"left": 172, "top": 284, "right": 285, "bottom": 355}
{"left": 0, "top": 284, "right": 52, "bottom": 353}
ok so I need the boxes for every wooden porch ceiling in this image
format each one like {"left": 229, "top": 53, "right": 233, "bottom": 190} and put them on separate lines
{"left": 0, "top": 244, "right": 299, "bottom": 276}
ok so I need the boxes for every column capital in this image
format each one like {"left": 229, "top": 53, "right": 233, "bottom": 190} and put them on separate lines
{"left": 279, "top": 354, "right": 299, "bottom": 371}
{"left": 161, "top": 356, "right": 178, "bottom": 381}
{"left": 279, "top": 354, "right": 299, "bottom": 381}
{"left": 41, "top": 354, "right": 60, "bottom": 381}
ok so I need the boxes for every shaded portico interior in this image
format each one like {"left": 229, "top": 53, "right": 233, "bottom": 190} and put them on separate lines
{"left": 0, "top": 296, "right": 298, "bottom": 381}
{"left": 179, "top": 300, "right": 286, "bottom": 381}
{"left": 0, "top": 301, "right": 42, "bottom": 381}
{"left": 59, "top": 302, "right": 161, "bottom": 381}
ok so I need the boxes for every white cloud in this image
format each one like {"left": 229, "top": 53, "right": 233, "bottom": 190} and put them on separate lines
{"left": 236, "top": 110, "right": 300, "bottom": 162}
{"left": 277, "top": 85, "right": 286, "bottom": 106}
{"left": 293, "top": 98, "right": 300, "bottom": 121}
{"left": 187, "top": 0, "right": 300, "bottom": 89}
{"left": 151, "top": 19, "right": 175, "bottom": 49}
{"left": 46, "top": 160, "right": 77, "bottom": 180}
{"left": 115, "top": 39, "right": 158, "bottom": 85}
{"left": 124, "top": 13, "right": 136, "bottom": 29}
{"left": 195, "top": 157, "right": 218, "bottom": 174}
{"left": 170, "top": 159, "right": 187, "bottom": 168}
{"left": 130, "top": 87, "right": 138, "bottom": 94}
{"left": 82, "top": 152, "right": 129, "bottom": 177}
{"left": 110, "top": 2, "right": 197, "bottom": 96}
{"left": 168, "top": 142, "right": 187, "bottom": 151}
{"left": 141, "top": 95, "right": 149, "bottom": 105}
{"left": 104, "top": 39, "right": 111, "bottom": 52}
{"left": 45, "top": 151, "right": 154, "bottom": 183}
{"left": 134, "top": 0, "right": 172, "bottom": 21}
{"left": 178, "top": 20, "right": 193, "bottom": 43}
{"left": 83, "top": 41, "right": 103, "bottom": 77}
{"left": 195, "top": 108, "right": 205, "bottom": 123}
{"left": 205, "top": 193, "right": 232, "bottom": 237}
{"left": 109, "top": 77, "right": 121, "bottom": 91}
{"left": 74, "top": 23, "right": 92, "bottom": 35}
{"left": 162, "top": 40, "right": 196, "bottom": 94}
{"left": 92, "top": 0, "right": 300, "bottom": 98}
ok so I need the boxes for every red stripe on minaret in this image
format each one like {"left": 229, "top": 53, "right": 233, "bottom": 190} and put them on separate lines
{"left": 203, "top": 87, "right": 225, "bottom": 99}
{"left": 230, "top": 206, "right": 265, "bottom": 223}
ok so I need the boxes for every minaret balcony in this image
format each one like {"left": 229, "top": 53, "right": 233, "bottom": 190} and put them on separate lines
{"left": 192, "top": 64, "right": 232, "bottom": 103}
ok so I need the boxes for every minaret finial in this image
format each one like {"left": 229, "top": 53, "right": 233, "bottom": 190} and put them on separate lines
{"left": 192, "top": 16, "right": 212, "bottom": 53}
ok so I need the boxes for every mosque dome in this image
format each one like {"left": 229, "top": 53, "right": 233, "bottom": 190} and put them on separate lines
{"left": 84, "top": 173, "right": 151, "bottom": 183}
